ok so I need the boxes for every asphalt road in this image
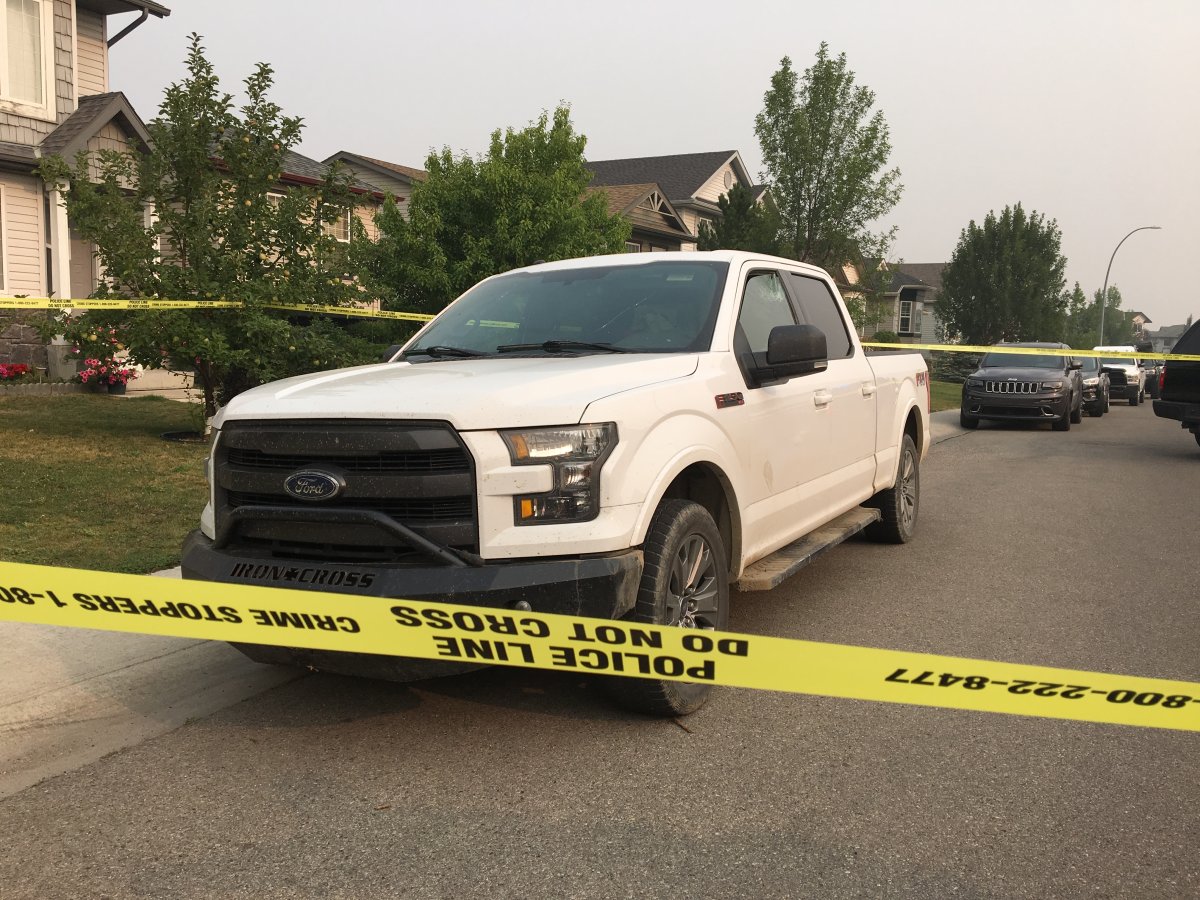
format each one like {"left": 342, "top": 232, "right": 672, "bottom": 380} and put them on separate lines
{"left": 2, "top": 402, "right": 1197, "bottom": 899}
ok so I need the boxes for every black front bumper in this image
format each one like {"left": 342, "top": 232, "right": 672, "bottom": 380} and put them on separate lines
{"left": 962, "top": 390, "right": 1070, "bottom": 421}
{"left": 1154, "top": 398, "right": 1200, "bottom": 431}
{"left": 181, "top": 530, "right": 643, "bottom": 680}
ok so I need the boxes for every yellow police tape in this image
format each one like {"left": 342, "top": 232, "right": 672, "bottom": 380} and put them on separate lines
{"left": 2, "top": 297, "right": 1193, "bottom": 361}
{"left": 0, "top": 296, "right": 436, "bottom": 323}
{"left": 1, "top": 559, "right": 1197, "bottom": 733}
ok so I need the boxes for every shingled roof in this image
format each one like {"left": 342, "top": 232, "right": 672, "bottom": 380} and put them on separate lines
{"left": 586, "top": 151, "right": 747, "bottom": 206}
{"left": 894, "top": 262, "right": 945, "bottom": 292}
{"left": 40, "top": 92, "right": 150, "bottom": 158}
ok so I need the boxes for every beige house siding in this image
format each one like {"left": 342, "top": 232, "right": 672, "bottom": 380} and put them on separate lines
{"left": 53, "top": 0, "right": 75, "bottom": 118}
{"left": 693, "top": 160, "right": 739, "bottom": 204}
{"left": 335, "top": 161, "right": 412, "bottom": 219}
{"left": 83, "top": 121, "right": 133, "bottom": 181}
{"left": 75, "top": 8, "right": 106, "bottom": 97}
{"left": 355, "top": 205, "right": 380, "bottom": 242}
{"left": 1, "top": 173, "right": 46, "bottom": 294}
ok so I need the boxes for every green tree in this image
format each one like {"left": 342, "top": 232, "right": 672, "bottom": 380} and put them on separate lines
{"left": 697, "top": 183, "right": 781, "bottom": 254}
{"left": 1093, "top": 285, "right": 1132, "bottom": 345}
{"left": 938, "top": 204, "right": 1068, "bottom": 344}
{"left": 1062, "top": 281, "right": 1092, "bottom": 347}
{"left": 39, "top": 35, "right": 377, "bottom": 417}
{"left": 369, "top": 105, "right": 630, "bottom": 313}
{"left": 754, "top": 43, "right": 903, "bottom": 273}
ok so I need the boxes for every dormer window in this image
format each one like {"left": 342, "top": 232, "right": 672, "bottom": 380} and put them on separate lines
{"left": 1, "top": 0, "right": 53, "bottom": 119}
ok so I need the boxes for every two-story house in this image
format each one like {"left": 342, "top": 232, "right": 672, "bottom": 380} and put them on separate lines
{"left": 585, "top": 150, "right": 766, "bottom": 245}
{"left": 0, "top": 0, "right": 169, "bottom": 372}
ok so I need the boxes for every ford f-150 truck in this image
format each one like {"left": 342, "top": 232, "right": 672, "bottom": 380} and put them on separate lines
{"left": 183, "top": 251, "right": 930, "bottom": 715}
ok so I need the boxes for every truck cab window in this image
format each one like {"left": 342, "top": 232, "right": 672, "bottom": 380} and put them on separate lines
{"left": 737, "top": 271, "right": 795, "bottom": 353}
{"left": 786, "top": 272, "right": 853, "bottom": 359}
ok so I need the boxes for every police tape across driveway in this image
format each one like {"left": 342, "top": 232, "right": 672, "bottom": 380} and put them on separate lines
{"left": 1, "top": 560, "right": 1197, "bottom": 733}
{"left": 0, "top": 297, "right": 1193, "bottom": 361}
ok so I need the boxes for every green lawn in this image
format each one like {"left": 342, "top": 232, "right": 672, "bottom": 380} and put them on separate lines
{"left": 0, "top": 394, "right": 210, "bottom": 573}
{"left": 930, "top": 380, "right": 961, "bottom": 413}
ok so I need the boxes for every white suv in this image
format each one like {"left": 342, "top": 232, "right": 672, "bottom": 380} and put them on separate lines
{"left": 1094, "top": 345, "right": 1145, "bottom": 406}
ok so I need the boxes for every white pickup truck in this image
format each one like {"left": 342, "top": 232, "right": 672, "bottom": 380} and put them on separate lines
{"left": 183, "top": 251, "right": 930, "bottom": 714}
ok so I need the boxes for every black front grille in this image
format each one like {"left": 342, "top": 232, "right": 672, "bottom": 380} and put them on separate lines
{"left": 215, "top": 420, "right": 477, "bottom": 561}
{"left": 226, "top": 447, "right": 468, "bottom": 473}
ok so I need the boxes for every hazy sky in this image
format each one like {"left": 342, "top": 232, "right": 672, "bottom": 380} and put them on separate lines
{"left": 109, "top": 0, "right": 1198, "bottom": 329}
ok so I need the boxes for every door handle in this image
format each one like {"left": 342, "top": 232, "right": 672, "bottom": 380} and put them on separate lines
{"left": 862, "top": 382, "right": 878, "bottom": 397}
{"left": 814, "top": 390, "right": 833, "bottom": 407}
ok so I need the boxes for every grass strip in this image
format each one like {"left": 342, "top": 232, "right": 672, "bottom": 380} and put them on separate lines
{"left": 0, "top": 394, "right": 209, "bottom": 573}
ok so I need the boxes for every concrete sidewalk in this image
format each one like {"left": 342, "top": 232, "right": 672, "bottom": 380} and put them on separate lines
{"left": 929, "top": 407, "right": 968, "bottom": 445}
{"left": 0, "top": 568, "right": 298, "bottom": 799}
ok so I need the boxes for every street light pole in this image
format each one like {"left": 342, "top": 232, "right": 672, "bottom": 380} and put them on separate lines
{"left": 1098, "top": 226, "right": 1161, "bottom": 345}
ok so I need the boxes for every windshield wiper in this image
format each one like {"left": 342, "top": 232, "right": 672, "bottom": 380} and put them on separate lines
{"left": 402, "top": 345, "right": 488, "bottom": 359}
{"left": 496, "top": 340, "right": 628, "bottom": 354}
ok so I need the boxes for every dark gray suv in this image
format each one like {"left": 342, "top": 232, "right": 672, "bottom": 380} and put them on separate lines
{"left": 960, "top": 342, "right": 1084, "bottom": 431}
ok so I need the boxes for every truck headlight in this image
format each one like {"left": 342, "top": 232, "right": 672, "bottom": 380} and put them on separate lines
{"left": 1041, "top": 381, "right": 1064, "bottom": 391}
{"left": 1083, "top": 376, "right": 1099, "bottom": 386}
{"left": 501, "top": 423, "right": 617, "bottom": 525}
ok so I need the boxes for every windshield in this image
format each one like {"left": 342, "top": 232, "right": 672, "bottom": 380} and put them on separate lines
{"left": 1079, "top": 356, "right": 1099, "bottom": 373}
{"left": 403, "top": 261, "right": 729, "bottom": 358}
{"left": 1100, "top": 358, "right": 1136, "bottom": 367}
{"left": 980, "top": 351, "right": 1065, "bottom": 369}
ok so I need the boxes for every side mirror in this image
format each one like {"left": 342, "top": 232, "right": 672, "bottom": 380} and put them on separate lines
{"left": 381, "top": 344, "right": 404, "bottom": 362}
{"left": 748, "top": 324, "right": 828, "bottom": 386}
{"left": 1068, "top": 360, "right": 1083, "bottom": 370}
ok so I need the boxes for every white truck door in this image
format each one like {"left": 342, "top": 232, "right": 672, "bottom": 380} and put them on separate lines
{"left": 726, "top": 268, "right": 838, "bottom": 550}
{"left": 784, "top": 271, "right": 877, "bottom": 497}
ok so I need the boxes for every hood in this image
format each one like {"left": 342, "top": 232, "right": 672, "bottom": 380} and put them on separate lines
{"left": 971, "top": 366, "right": 1067, "bottom": 380}
{"left": 217, "top": 354, "right": 699, "bottom": 430}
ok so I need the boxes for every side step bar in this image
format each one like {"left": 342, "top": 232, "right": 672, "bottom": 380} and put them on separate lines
{"left": 734, "top": 507, "right": 881, "bottom": 593}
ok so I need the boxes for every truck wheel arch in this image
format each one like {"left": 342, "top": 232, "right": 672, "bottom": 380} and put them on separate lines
{"left": 636, "top": 459, "right": 741, "bottom": 578}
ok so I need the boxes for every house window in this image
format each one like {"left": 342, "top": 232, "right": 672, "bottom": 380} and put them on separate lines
{"left": 322, "top": 206, "right": 351, "bottom": 242}
{"left": 899, "top": 298, "right": 913, "bottom": 334}
{"left": 1, "top": 0, "right": 53, "bottom": 117}
{"left": 625, "top": 241, "right": 641, "bottom": 253}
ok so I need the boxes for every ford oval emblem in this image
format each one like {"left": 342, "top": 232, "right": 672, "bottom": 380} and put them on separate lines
{"left": 283, "top": 470, "right": 346, "bottom": 501}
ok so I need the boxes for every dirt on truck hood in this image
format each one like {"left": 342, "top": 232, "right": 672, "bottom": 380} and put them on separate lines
{"left": 217, "top": 353, "right": 700, "bottom": 430}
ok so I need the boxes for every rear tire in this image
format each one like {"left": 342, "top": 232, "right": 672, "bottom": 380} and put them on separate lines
{"left": 604, "top": 500, "right": 729, "bottom": 717}
{"left": 865, "top": 434, "right": 920, "bottom": 544}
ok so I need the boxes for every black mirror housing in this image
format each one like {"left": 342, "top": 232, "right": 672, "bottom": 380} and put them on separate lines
{"left": 748, "top": 324, "right": 828, "bottom": 386}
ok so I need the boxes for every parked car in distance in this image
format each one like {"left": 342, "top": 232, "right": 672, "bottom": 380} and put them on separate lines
{"left": 1141, "top": 359, "right": 1162, "bottom": 399}
{"left": 960, "top": 342, "right": 1084, "bottom": 431}
{"left": 1079, "top": 355, "right": 1110, "bottom": 416}
{"left": 1094, "top": 345, "right": 1145, "bottom": 406}
{"left": 1152, "top": 319, "right": 1200, "bottom": 450}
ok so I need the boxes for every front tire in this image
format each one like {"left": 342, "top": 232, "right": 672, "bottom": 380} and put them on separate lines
{"left": 1070, "top": 396, "right": 1083, "bottom": 424}
{"left": 604, "top": 500, "right": 729, "bottom": 717}
{"left": 865, "top": 433, "right": 920, "bottom": 544}
{"left": 1129, "top": 392, "right": 1139, "bottom": 407}
{"left": 960, "top": 407, "right": 979, "bottom": 429}
{"left": 1053, "top": 408, "right": 1071, "bottom": 431}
